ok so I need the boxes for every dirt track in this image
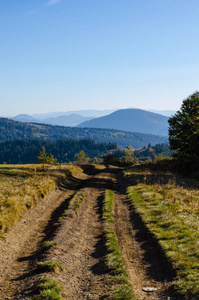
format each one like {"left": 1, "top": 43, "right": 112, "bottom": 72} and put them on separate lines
{"left": 0, "top": 167, "right": 177, "bottom": 299}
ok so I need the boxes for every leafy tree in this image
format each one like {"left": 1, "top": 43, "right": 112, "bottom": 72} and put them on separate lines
{"left": 76, "top": 150, "right": 89, "bottom": 165}
{"left": 48, "top": 153, "right": 58, "bottom": 164}
{"left": 37, "top": 147, "right": 58, "bottom": 166}
{"left": 168, "top": 91, "right": 199, "bottom": 162}
{"left": 125, "top": 146, "right": 134, "bottom": 163}
{"left": 37, "top": 147, "right": 49, "bottom": 165}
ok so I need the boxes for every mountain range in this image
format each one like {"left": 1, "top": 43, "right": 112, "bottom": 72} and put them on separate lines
{"left": 10, "top": 108, "right": 171, "bottom": 136}
{"left": 11, "top": 114, "right": 94, "bottom": 127}
{"left": 0, "top": 118, "right": 168, "bottom": 148}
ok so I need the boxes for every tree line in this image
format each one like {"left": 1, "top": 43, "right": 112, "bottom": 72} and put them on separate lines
{"left": 0, "top": 117, "right": 168, "bottom": 148}
{"left": 0, "top": 139, "right": 117, "bottom": 164}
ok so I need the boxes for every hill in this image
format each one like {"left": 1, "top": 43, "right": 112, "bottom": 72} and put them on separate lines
{"left": 11, "top": 114, "right": 94, "bottom": 127}
{"left": 0, "top": 139, "right": 117, "bottom": 164}
{"left": 32, "top": 109, "right": 116, "bottom": 119}
{"left": 78, "top": 108, "right": 169, "bottom": 136}
{"left": 11, "top": 114, "right": 39, "bottom": 123}
{"left": 0, "top": 118, "right": 168, "bottom": 148}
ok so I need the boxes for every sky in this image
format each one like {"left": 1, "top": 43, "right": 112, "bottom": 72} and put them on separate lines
{"left": 0, "top": 0, "right": 199, "bottom": 116}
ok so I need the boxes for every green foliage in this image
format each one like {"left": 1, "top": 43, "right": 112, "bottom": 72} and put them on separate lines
{"left": 168, "top": 91, "right": 199, "bottom": 166}
{"left": 38, "top": 147, "right": 58, "bottom": 165}
{"left": 133, "top": 143, "right": 171, "bottom": 161}
{"left": 37, "top": 260, "right": 64, "bottom": 272}
{"left": 0, "top": 139, "right": 116, "bottom": 164}
{"left": 125, "top": 146, "right": 134, "bottom": 163}
{"left": 0, "top": 117, "right": 168, "bottom": 148}
{"left": 41, "top": 241, "right": 58, "bottom": 251}
{"left": 34, "top": 277, "right": 62, "bottom": 300}
{"left": 76, "top": 150, "right": 89, "bottom": 165}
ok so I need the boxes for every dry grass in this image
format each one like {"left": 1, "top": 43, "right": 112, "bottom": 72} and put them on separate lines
{"left": 125, "top": 165, "right": 199, "bottom": 299}
{"left": 0, "top": 164, "right": 82, "bottom": 237}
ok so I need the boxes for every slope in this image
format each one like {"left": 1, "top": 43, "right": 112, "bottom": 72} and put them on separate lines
{"left": 0, "top": 117, "right": 168, "bottom": 148}
{"left": 11, "top": 114, "right": 94, "bottom": 127}
{"left": 78, "top": 108, "right": 169, "bottom": 136}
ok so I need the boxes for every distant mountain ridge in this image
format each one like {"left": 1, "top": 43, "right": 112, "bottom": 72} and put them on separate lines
{"left": 78, "top": 109, "right": 169, "bottom": 136}
{"left": 11, "top": 114, "right": 94, "bottom": 127}
{"left": 10, "top": 109, "right": 173, "bottom": 132}
{"left": 0, "top": 118, "right": 168, "bottom": 148}
{"left": 32, "top": 109, "right": 116, "bottom": 119}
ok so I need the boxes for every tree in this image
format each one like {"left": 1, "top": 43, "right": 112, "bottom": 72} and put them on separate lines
{"left": 37, "top": 147, "right": 48, "bottom": 165}
{"left": 76, "top": 150, "right": 89, "bottom": 165}
{"left": 37, "top": 147, "right": 58, "bottom": 169}
{"left": 125, "top": 146, "right": 134, "bottom": 163}
{"left": 168, "top": 91, "right": 199, "bottom": 162}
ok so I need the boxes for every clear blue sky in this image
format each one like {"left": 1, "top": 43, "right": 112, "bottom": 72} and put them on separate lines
{"left": 1, "top": 0, "right": 199, "bottom": 116}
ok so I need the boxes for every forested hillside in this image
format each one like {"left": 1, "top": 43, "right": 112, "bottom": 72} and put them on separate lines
{"left": 0, "top": 139, "right": 116, "bottom": 164}
{"left": 0, "top": 118, "right": 168, "bottom": 148}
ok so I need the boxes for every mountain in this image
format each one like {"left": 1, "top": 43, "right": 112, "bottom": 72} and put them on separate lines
{"left": 0, "top": 118, "right": 168, "bottom": 148}
{"left": 11, "top": 114, "right": 95, "bottom": 127}
{"left": 32, "top": 109, "right": 116, "bottom": 119}
{"left": 42, "top": 114, "right": 94, "bottom": 127}
{"left": 11, "top": 114, "right": 39, "bottom": 123}
{"left": 78, "top": 109, "right": 169, "bottom": 136}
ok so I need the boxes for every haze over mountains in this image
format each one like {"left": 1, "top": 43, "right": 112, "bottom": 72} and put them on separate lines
{"left": 10, "top": 108, "right": 173, "bottom": 137}
{"left": 12, "top": 114, "right": 94, "bottom": 127}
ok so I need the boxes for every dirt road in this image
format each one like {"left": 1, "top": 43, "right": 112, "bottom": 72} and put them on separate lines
{"left": 0, "top": 167, "right": 177, "bottom": 299}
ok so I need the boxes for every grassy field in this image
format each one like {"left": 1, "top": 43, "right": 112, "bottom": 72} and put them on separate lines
{"left": 0, "top": 164, "right": 82, "bottom": 237}
{"left": 124, "top": 164, "right": 199, "bottom": 299}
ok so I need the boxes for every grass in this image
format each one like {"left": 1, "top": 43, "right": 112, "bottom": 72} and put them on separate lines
{"left": 102, "top": 190, "right": 135, "bottom": 300}
{"left": 0, "top": 164, "right": 82, "bottom": 236}
{"left": 125, "top": 165, "right": 199, "bottom": 299}
{"left": 37, "top": 260, "right": 64, "bottom": 272}
{"left": 41, "top": 241, "right": 58, "bottom": 251}
{"left": 74, "top": 190, "right": 85, "bottom": 213}
{"left": 56, "top": 189, "right": 86, "bottom": 224}
{"left": 34, "top": 277, "right": 62, "bottom": 300}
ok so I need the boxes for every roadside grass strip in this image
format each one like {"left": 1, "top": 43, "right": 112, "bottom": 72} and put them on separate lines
{"left": 126, "top": 176, "right": 199, "bottom": 299}
{"left": 34, "top": 277, "right": 63, "bottom": 300}
{"left": 103, "top": 189, "right": 135, "bottom": 300}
